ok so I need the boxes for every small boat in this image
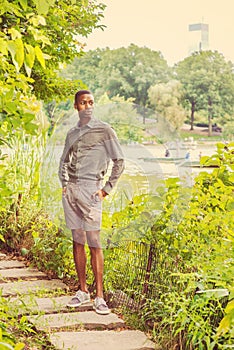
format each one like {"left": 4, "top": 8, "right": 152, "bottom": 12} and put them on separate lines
{"left": 138, "top": 158, "right": 219, "bottom": 168}
{"left": 182, "top": 161, "right": 219, "bottom": 168}
{"left": 139, "top": 157, "right": 186, "bottom": 163}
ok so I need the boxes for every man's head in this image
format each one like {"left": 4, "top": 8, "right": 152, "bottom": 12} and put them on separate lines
{"left": 74, "top": 90, "right": 94, "bottom": 110}
{"left": 74, "top": 90, "right": 94, "bottom": 124}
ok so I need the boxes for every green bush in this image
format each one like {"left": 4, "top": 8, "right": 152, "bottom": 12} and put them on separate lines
{"left": 0, "top": 143, "right": 233, "bottom": 349}
{"left": 0, "top": 296, "right": 25, "bottom": 350}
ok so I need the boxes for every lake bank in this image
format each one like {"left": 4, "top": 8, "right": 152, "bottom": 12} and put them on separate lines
{"left": 121, "top": 142, "right": 217, "bottom": 178}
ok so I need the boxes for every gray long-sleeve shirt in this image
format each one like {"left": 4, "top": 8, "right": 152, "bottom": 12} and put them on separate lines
{"left": 58, "top": 118, "right": 125, "bottom": 194}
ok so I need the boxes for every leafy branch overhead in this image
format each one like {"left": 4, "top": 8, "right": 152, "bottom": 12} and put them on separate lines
{"left": 0, "top": 0, "right": 105, "bottom": 210}
{"left": 0, "top": 0, "right": 106, "bottom": 120}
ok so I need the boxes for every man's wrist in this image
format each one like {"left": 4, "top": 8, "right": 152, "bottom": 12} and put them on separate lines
{"left": 101, "top": 189, "right": 108, "bottom": 197}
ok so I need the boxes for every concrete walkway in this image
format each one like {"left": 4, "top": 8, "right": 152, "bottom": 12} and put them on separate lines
{"left": 0, "top": 253, "right": 155, "bottom": 350}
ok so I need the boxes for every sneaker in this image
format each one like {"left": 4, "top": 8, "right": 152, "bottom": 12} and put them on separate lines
{"left": 67, "top": 290, "right": 90, "bottom": 308}
{"left": 93, "top": 297, "right": 111, "bottom": 315}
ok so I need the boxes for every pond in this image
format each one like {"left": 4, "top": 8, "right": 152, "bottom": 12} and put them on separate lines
{"left": 40, "top": 142, "right": 217, "bottom": 226}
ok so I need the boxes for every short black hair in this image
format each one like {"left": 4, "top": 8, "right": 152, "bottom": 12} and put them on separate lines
{"left": 74, "top": 90, "right": 93, "bottom": 104}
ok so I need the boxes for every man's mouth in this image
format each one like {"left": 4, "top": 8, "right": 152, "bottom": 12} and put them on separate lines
{"left": 79, "top": 109, "right": 93, "bottom": 118}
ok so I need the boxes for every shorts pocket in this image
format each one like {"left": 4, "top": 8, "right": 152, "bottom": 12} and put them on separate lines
{"left": 93, "top": 193, "right": 101, "bottom": 203}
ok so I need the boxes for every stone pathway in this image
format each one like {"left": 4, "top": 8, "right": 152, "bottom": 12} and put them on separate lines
{"left": 0, "top": 253, "right": 155, "bottom": 350}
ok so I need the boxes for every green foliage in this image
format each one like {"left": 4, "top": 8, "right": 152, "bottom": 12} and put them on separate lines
{"left": 148, "top": 80, "right": 187, "bottom": 131}
{"left": 217, "top": 297, "right": 234, "bottom": 339}
{"left": 150, "top": 143, "right": 234, "bottom": 348}
{"left": 29, "top": 215, "right": 75, "bottom": 279}
{"left": 0, "top": 291, "right": 60, "bottom": 349}
{"left": 176, "top": 51, "right": 234, "bottom": 134}
{"left": 1, "top": 143, "right": 233, "bottom": 349}
{"left": 222, "top": 121, "right": 234, "bottom": 141}
{"left": 60, "top": 44, "right": 172, "bottom": 108}
{"left": 0, "top": 296, "right": 27, "bottom": 350}
{"left": 0, "top": 0, "right": 105, "bottom": 217}
{"left": 95, "top": 94, "right": 146, "bottom": 143}
{"left": 102, "top": 143, "right": 234, "bottom": 349}
{"left": 0, "top": 0, "right": 104, "bottom": 124}
{"left": 0, "top": 5, "right": 233, "bottom": 348}
{"left": 61, "top": 47, "right": 234, "bottom": 136}
{"left": 0, "top": 109, "right": 49, "bottom": 214}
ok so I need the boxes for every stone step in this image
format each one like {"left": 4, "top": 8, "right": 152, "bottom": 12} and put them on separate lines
{"left": 0, "top": 267, "right": 47, "bottom": 280}
{"left": 9, "top": 295, "right": 93, "bottom": 315}
{"left": 49, "top": 330, "right": 155, "bottom": 350}
{"left": 0, "top": 260, "right": 26, "bottom": 269}
{"left": 0, "top": 255, "right": 156, "bottom": 350}
{"left": 0, "top": 279, "right": 67, "bottom": 297}
{"left": 29, "top": 310, "right": 125, "bottom": 331}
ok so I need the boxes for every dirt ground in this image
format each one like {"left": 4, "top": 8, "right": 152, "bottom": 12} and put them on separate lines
{"left": 181, "top": 124, "right": 222, "bottom": 137}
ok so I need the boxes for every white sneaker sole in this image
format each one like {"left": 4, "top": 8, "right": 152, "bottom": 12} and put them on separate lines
{"left": 93, "top": 305, "right": 111, "bottom": 315}
{"left": 67, "top": 299, "right": 91, "bottom": 308}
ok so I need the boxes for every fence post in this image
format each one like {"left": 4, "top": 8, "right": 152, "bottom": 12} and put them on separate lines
{"left": 142, "top": 243, "right": 155, "bottom": 296}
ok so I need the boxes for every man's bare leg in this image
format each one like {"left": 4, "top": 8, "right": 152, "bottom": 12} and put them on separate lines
{"left": 87, "top": 230, "right": 104, "bottom": 298}
{"left": 72, "top": 229, "right": 89, "bottom": 293}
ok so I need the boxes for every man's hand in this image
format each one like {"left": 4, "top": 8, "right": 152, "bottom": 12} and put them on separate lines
{"left": 62, "top": 187, "right": 67, "bottom": 195}
{"left": 94, "top": 189, "right": 108, "bottom": 200}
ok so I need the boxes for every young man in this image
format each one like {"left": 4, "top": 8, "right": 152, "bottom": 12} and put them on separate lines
{"left": 58, "top": 90, "right": 125, "bottom": 315}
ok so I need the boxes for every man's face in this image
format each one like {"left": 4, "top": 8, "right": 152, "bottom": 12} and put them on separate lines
{"left": 75, "top": 93, "right": 94, "bottom": 112}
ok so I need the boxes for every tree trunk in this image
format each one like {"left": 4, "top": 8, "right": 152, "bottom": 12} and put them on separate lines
{"left": 142, "top": 105, "right": 146, "bottom": 124}
{"left": 190, "top": 101, "right": 195, "bottom": 130}
{"left": 208, "top": 98, "right": 213, "bottom": 137}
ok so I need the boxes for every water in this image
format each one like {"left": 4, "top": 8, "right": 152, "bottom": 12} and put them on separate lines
{"left": 121, "top": 142, "right": 217, "bottom": 179}
{"left": 40, "top": 141, "right": 217, "bottom": 225}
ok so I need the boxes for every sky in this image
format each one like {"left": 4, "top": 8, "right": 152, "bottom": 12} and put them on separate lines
{"left": 82, "top": 0, "right": 234, "bottom": 66}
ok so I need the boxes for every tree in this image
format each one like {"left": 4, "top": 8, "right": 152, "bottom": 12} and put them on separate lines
{"left": 0, "top": 0, "right": 105, "bottom": 208}
{"left": 94, "top": 93, "right": 145, "bottom": 143}
{"left": 0, "top": 0, "right": 106, "bottom": 143}
{"left": 61, "top": 44, "right": 172, "bottom": 121}
{"left": 60, "top": 48, "right": 105, "bottom": 94}
{"left": 0, "top": 0, "right": 105, "bottom": 103}
{"left": 176, "top": 51, "right": 234, "bottom": 135}
{"left": 148, "top": 80, "right": 186, "bottom": 131}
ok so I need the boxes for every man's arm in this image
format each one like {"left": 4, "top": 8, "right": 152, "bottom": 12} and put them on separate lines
{"left": 58, "top": 133, "right": 70, "bottom": 188}
{"left": 102, "top": 158, "right": 125, "bottom": 194}
{"left": 102, "top": 127, "right": 125, "bottom": 194}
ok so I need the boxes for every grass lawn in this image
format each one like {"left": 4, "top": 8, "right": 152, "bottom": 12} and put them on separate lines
{"left": 179, "top": 124, "right": 223, "bottom": 142}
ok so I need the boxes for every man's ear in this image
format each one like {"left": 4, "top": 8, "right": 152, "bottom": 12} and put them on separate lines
{"left": 74, "top": 103, "right": 78, "bottom": 110}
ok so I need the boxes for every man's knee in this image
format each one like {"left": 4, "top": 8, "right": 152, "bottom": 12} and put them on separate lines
{"left": 72, "top": 229, "right": 86, "bottom": 245}
{"left": 86, "top": 230, "right": 101, "bottom": 248}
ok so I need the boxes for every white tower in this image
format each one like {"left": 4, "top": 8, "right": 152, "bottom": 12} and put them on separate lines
{"left": 188, "top": 23, "right": 209, "bottom": 55}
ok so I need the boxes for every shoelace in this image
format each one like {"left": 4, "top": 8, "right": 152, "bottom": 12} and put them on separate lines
{"left": 95, "top": 298, "right": 107, "bottom": 308}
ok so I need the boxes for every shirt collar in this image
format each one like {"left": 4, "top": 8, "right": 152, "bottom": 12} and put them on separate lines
{"left": 76, "top": 117, "right": 97, "bottom": 129}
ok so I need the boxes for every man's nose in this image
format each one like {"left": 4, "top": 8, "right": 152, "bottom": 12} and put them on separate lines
{"left": 85, "top": 102, "right": 92, "bottom": 109}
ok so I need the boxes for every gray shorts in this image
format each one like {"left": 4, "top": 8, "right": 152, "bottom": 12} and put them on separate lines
{"left": 62, "top": 180, "right": 102, "bottom": 231}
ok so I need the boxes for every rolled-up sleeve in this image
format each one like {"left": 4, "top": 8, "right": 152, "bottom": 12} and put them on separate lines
{"left": 102, "top": 127, "right": 125, "bottom": 194}
{"left": 58, "top": 134, "right": 70, "bottom": 187}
